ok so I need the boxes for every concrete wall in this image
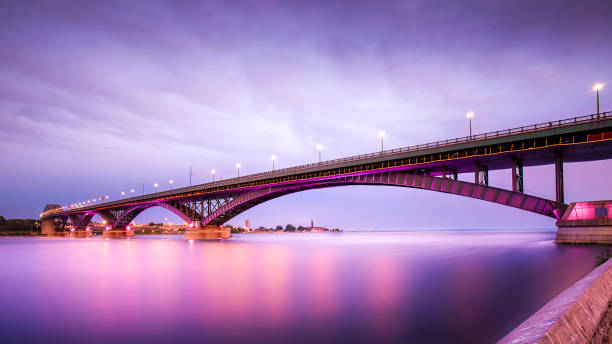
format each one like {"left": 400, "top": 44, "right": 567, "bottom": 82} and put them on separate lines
{"left": 556, "top": 201, "right": 612, "bottom": 244}
{"left": 556, "top": 225, "right": 612, "bottom": 244}
{"left": 498, "top": 258, "right": 612, "bottom": 343}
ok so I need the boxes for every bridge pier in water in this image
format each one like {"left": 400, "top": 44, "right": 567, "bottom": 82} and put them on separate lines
{"left": 102, "top": 227, "right": 135, "bottom": 238}
{"left": 70, "top": 230, "right": 93, "bottom": 238}
{"left": 556, "top": 201, "right": 612, "bottom": 244}
{"left": 184, "top": 223, "right": 230, "bottom": 240}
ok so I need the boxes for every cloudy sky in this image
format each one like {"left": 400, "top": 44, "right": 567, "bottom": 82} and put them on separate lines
{"left": 1, "top": 0, "right": 611, "bottom": 229}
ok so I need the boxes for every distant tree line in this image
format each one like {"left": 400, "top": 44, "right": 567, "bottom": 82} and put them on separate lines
{"left": 0, "top": 216, "right": 40, "bottom": 232}
{"left": 226, "top": 223, "right": 331, "bottom": 233}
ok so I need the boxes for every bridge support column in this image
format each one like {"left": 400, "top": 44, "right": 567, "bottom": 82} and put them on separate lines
{"left": 41, "top": 218, "right": 56, "bottom": 236}
{"left": 556, "top": 201, "right": 612, "bottom": 244}
{"left": 70, "top": 229, "right": 93, "bottom": 238}
{"left": 102, "top": 227, "right": 135, "bottom": 238}
{"left": 475, "top": 163, "right": 488, "bottom": 185}
{"left": 555, "top": 151, "right": 564, "bottom": 204}
{"left": 184, "top": 224, "right": 231, "bottom": 240}
{"left": 442, "top": 167, "right": 458, "bottom": 180}
{"left": 41, "top": 217, "right": 70, "bottom": 237}
{"left": 512, "top": 157, "right": 524, "bottom": 193}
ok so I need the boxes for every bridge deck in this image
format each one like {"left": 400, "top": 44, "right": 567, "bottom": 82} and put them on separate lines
{"left": 44, "top": 111, "right": 612, "bottom": 217}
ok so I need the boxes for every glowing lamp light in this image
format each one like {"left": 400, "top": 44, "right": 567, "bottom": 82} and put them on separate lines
{"left": 593, "top": 83, "right": 604, "bottom": 91}
{"left": 189, "top": 222, "right": 195, "bottom": 228}
{"left": 235, "top": 163, "right": 241, "bottom": 169}
{"left": 121, "top": 191, "right": 125, "bottom": 196}
{"left": 126, "top": 225, "right": 131, "bottom": 231}
{"left": 378, "top": 130, "right": 386, "bottom": 138}
{"left": 105, "top": 195, "right": 109, "bottom": 199}
{"left": 317, "top": 144, "right": 323, "bottom": 151}
{"left": 211, "top": 169, "right": 216, "bottom": 175}
{"left": 105, "top": 226, "right": 110, "bottom": 231}
{"left": 85, "top": 227, "right": 90, "bottom": 232}
{"left": 466, "top": 111, "right": 475, "bottom": 119}
{"left": 270, "top": 155, "right": 277, "bottom": 161}
{"left": 70, "top": 228, "right": 75, "bottom": 232}
{"left": 153, "top": 183, "right": 159, "bottom": 188}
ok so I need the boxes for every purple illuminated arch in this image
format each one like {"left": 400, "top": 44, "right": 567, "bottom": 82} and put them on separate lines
{"left": 202, "top": 171, "right": 564, "bottom": 226}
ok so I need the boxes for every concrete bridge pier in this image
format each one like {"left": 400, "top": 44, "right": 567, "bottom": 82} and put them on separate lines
{"left": 556, "top": 201, "right": 612, "bottom": 244}
{"left": 70, "top": 229, "right": 93, "bottom": 238}
{"left": 102, "top": 226, "right": 135, "bottom": 238}
{"left": 41, "top": 218, "right": 57, "bottom": 236}
{"left": 184, "top": 223, "right": 230, "bottom": 240}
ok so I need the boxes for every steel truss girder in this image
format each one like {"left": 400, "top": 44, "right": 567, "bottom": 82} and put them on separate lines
{"left": 53, "top": 167, "right": 566, "bottom": 231}
{"left": 198, "top": 171, "right": 565, "bottom": 227}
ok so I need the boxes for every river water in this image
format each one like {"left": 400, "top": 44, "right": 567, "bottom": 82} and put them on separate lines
{"left": 0, "top": 231, "right": 605, "bottom": 343}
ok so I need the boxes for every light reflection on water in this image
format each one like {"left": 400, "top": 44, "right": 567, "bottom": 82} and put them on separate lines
{"left": 0, "top": 231, "right": 604, "bottom": 343}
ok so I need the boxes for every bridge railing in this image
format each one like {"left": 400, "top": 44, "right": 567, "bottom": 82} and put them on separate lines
{"left": 44, "top": 111, "right": 611, "bottom": 217}
{"left": 204, "top": 111, "right": 610, "bottom": 182}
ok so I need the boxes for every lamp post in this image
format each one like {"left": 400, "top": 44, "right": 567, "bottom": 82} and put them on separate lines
{"left": 378, "top": 130, "right": 386, "bottom": 152}
{"left": 316, "top": 144, "right": 323, "bottom": 162}
{"left": 236, "top": 163, "right": 241, "bottom": 177}
{"left": 189, "top": 166, "right": 200, "bottom": 186}
{"left": 270, "top": 155, "right": 277, "bottom": 171}
{"left": 121, "top": 191, "right": 126, "bottom": 199}
{"left": 211, "top": 169, "right": 216, "bottom": 181}
{"left": 169, "top": 179, "right": 174, "bottom": 190}
{"left": 130, "top": 189, "right": 135, "bottom": 198}
{"left": 466, "top": 112, "right": 474, "bottom": 139}
{"left": 105, "top": 195, "right": 109, "bottom": 202}
{"left": 153, "top": 183, "right": 158, "bottom": 192}
{"left": 593, "top": 83, "right": 604, "bottom": 119}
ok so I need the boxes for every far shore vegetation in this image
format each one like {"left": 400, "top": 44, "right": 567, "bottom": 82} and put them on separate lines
{"left": 0, "top": 216, "right": 41, "bottom": 235}
{"left": 227, "top": 224, "right": 341, "bottom": 234}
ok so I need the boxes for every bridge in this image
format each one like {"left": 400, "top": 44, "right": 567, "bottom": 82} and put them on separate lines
{"left": 41, "top": 111, "right": 612, "bottom": 240}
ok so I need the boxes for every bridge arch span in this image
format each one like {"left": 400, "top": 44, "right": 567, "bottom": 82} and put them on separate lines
{"left": 63, "top": 202, "right": 194, "bottom": 231}
{"left": 111, "top": 201, "right": 194, "bottom": 230}
{"left": 203, "top": 171, "right": 565, "bottom": 226}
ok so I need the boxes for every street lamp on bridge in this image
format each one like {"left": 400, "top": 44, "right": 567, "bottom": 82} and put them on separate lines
{"left": 130, "top": 189, "right": 135, "bottom": 198}
{"left": 121, "top": 191, "right": 126, "bottom": 199}
{"left": 316, "top": 144, "right": 323, "bottom": 162}
{"left": 466, "top": 112, "right": 475, "bottom": 139}
{"left": 378, "top": 130, "right": 386, "bottom": 152}
{"left": 211, "top": 169, "right": 216, "bottom": 181}
{"left": 153, "top": 183, "right": 159, "bottom": 192}
{"left": 169, "top": 179, "right": 174, "bottom": 190}
{"left": 236, "top": 163, "right": 241, "bottom": 177}
{"left": 270, "top": 155, "right": 277, "bottom": 171}
{"left": 593, "top": 83, "right": 604, "bottom": 119}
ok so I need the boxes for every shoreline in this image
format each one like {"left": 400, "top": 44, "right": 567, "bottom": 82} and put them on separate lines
{"left": 499, "top": 257, "right": 612, "bottom": 343}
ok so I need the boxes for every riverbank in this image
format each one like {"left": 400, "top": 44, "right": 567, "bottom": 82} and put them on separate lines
{"left": 499, "top": 257, "right": 612, "bottom": 343}
{"left": 0, "top": 231, "right": 40, "bottom": 236}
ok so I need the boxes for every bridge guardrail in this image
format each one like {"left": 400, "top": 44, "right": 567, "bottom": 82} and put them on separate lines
{"left": 43, "top": 111, "right": 611, "bottom": 216}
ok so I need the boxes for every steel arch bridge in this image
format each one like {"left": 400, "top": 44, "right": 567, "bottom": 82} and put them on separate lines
{"left": 41, "top": 111, "right": 612, "bottom": 237}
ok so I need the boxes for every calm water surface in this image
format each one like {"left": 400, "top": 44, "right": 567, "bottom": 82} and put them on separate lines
{"left": 0, "top": 231, "right": 605, "bottom": 343}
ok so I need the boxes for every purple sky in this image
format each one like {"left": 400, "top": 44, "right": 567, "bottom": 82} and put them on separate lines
{"left": 1, "top": 0, "right": 611, "bottom": 229}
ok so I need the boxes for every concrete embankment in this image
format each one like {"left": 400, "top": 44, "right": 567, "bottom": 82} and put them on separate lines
{"left": 499, "top": 258, "right": 612, "bottom": 343}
